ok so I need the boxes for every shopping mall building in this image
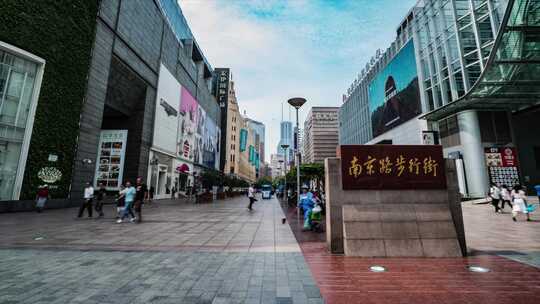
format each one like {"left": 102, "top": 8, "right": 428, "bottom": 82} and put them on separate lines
{"left": 0, "top": 0, "right": 221, "bottom": 211}
{"left": 340, "top": 0, "right": 540, "bottom": 198}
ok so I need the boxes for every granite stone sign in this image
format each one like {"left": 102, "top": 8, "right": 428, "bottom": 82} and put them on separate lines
{"left": 339, "top": 145, "right": 447, "bottom": 190}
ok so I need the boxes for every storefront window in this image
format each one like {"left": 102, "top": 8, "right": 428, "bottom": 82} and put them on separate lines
{"left": 0, "top": 48, "right": 40, "bottom": 200}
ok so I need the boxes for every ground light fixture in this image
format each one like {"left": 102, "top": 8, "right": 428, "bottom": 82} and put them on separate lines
{"left": 467, "top": 265, "right": 491, "bottom": 273}
{"left": 369, "top": 265, "right": 387, "bottom": 273}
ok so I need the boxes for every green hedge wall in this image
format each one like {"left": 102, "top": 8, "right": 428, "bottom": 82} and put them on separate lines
{"left": 0, "top": 0, "right": 100, "bottom": 199}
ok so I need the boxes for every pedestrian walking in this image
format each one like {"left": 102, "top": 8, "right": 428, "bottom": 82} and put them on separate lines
{"left": 511, "top": 184, "right": 531, "bottom": 222}
{"left": 247, "top": 184, "right": 257, "bottom": 210}
{"left": 117, "top": 181, "right": 136, "bottom": 223}
{"left": 115, "top": 185, "right": 126, "bottom": 219}
{"left": 134, "top": 177, "right": 148, "bottom": 223}
{"left": 489, "top": 183, "right": 502, "bottom": 213}
{"left": 95, "top": 182, "right": 106, "bottom": 217}
{"left": 35, "top": 185, "right": 49, "bottom": 213}
{"left": 500, "top": 185, "right": 513, "bottom": 210}
{"left": 149, "top": 186, "right": 155, "bottom": 204}
{"left": 78, "top": 182, "right": 94, "bottom": 218}
{"left": 171, "top": 186, "right": 177, "bottom": 199}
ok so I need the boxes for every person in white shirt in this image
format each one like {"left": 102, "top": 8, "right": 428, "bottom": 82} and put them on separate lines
{"left": 500, "top": 185, "right": 513, "bottom": 210}
{"left": 512, "top": 184, "right": 531, "bottom": 222}
{"left": 78, "top": 182, "right": 95, "bottom": 218}
{"left": 489, "top": 183, "right": 502, "bottom": 213}
{"left": 247, "top": 184, "right": 257, "bottom": 211}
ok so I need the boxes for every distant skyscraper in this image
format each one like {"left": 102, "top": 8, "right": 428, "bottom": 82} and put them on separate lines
{"left": 277, "top": 121, "right": 294, "bottom": 162}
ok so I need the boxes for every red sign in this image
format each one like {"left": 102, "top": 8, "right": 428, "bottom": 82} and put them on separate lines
{"left": 484, "top": 147, "right": 520, "bottom": 187}
{"left": 339, "top": 145, "right": 447, "bottom": 190}
{"left": 485, "top": 147, "right": 519, "bottom": 167}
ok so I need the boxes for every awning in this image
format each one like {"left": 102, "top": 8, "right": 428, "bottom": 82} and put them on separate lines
{"left": 422, "top": 0, "right": 540, "bottom": 121}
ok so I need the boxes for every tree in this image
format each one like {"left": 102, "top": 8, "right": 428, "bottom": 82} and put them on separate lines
{"left": 286, "top": 163, "right": 325, "bottom": 192}
{"left": 255, "top": 176, "right": 273, "bottom": 188}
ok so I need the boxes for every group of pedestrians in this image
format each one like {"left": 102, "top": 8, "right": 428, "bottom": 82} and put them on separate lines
{"left": 76, "top": 177, "right": 148, "bottom": 224}
{"left": 489, "top": 183, "right": 537, "bottom": 222}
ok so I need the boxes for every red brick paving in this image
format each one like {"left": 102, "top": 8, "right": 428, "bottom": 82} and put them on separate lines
{"left": 300, "top": 242, "right": 540, "bottom": 304}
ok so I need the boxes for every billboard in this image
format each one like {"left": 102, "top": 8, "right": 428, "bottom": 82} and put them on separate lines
{"left": 154, "top": 64, "right": 181, "bottom": 154}
{"left": 178, "top": 88, "right": 198, "bottom": 162}
{"left": 239, "top": 129, "right": 248, "bottom": 152}
{"left": 368, "top": 40, "right": 421, "bottom": 138}
{"left": 194, "top": 104, "right": 206, "bottom": 165}
{"left": 95, "top": 130, "right": 128, "bottom": 190}
{"left": 485, "top": 147, "right": 520, "bottom": 187}
{"left": 203, "top": 117, "right": 220, "bottom": 170}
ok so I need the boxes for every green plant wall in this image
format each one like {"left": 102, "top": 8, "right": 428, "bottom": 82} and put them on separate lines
{"left": 0, "top": 0, "right": 100, "bottom": 199}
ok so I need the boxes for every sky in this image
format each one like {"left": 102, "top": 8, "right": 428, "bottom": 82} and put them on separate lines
{"left": 179, "top": 0, "right": 418, "bottom": 162}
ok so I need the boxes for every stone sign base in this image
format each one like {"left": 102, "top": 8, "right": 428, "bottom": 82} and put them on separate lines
{"left": 325, "top": 158, "right": 466, "bottom": 257}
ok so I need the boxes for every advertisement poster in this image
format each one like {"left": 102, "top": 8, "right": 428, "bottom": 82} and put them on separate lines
{"left": 178, "top": 88, "right": 198, "bottom": 162}
{"left": 154, "top": 64, "right": 181, "bottom": 155}
{"left": 95, "top": 130, "right": 128, "bottom": 190}
{"left": 203, "top": 118, "right": 220, "bottom": 170}
{"left": 239, "top": 129, "right": 248, "bottom": 152}
{"left": 194, "top": 105, "right": 206, "bottom": 165}
{"left": 368, "top": 40, "right": 421, "bottom": 137}
{"left": 485, "top": 147, "right": 520, "bottom": 187}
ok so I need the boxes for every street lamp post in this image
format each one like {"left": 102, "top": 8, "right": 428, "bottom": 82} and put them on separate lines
{"left": 280, "top": 144, "right": 289, "bottom": 203}
{"left": 287, "top": 98, "right": 306, "bottom": 216}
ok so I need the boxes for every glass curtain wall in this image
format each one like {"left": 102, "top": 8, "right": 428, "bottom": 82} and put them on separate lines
{"left": 0, "top": 49, "right": 38, "bottom": 200}
{"left": 414, "top": 0, "right": 505, "bottom": 111}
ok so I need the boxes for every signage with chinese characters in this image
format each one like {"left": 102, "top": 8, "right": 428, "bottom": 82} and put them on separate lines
{"left": 215, "top": 68, "right": 230, "bottom": 108}
{"left": 339, "top": 145, "right": 446, "bottom": 190}
{"left": 484, "top": 147, "right": 520, "bottom": 187}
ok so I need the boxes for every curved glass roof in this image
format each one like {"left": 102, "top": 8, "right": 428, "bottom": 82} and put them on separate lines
{"left": 422, "top": 0, "right": 540, "bottom": 121}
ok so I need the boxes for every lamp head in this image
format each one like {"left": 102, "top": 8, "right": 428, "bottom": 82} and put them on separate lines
{"left": 281, "top": 144, "right": 289, "bottom": 149}
{"left": 287, "top": 97, "right": 306, "bottom": 109}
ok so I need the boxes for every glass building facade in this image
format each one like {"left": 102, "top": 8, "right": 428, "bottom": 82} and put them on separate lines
{"left": 340, "top": 0, "right": 540, "bottom": 197}
{"left": 0, "top": 44, "right": 44, "bottom": 200}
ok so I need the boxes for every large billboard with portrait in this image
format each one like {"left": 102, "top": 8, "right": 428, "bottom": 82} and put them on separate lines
{"left": 368, "top": 40, "right": 421, "bottom": 138}
{"left": 154, "top": 64, "right": 181, "bottom": 155}
{"left": 203, "top": 118, "right": 220, "bottom": 170}
{"left": 178, "top": 88, "right": 198, "bottom": 162}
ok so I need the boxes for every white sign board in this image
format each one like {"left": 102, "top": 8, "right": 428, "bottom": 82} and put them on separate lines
{"left": 94, "top": 129, "right": 128, "bottom": 190}
{"left": 154, "top": 63, "right": 182, "bottom": 155}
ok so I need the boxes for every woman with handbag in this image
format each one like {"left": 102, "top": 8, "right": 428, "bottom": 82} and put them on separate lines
{"left": 511, "top": 185, "right": 531, "bottom": 222}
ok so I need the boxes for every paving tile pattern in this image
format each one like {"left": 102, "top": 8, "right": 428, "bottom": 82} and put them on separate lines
{"left": 300, "top": 242, "right": 540, "bottom": 304}
{"left": 0, "top": 197, "right": 323, "bottom": 304}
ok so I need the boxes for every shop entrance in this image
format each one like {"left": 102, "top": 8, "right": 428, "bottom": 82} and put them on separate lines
{"left": 100, "top": 56, "right": 149, "bottom": 187}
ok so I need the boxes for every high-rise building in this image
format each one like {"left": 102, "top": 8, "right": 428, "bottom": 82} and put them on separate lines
{"left": 339, "top": 0, "right": 540, "bottom": 198}
{"left": 277, "top": 121, "right": 294, "bottom": 162}
{"left": 303, "top": 107, "right": 339, "bottom": 164}
{"left": 270, "top": 154, "right": 285, "bottom": 178}
{"left": 246, "top": 118, "right": 265, "bottom": 178}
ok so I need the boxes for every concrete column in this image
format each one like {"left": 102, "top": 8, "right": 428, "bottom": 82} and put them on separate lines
{"left": 457, "top": 110, "right": 489, "bottom": 197}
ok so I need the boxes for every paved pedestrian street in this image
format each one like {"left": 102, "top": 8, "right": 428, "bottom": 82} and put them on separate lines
{"left": 0, "top": 197, "right": 323, "bottom": 304}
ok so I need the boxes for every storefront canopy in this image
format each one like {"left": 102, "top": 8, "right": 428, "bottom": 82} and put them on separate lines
{"left": 422, "top": 0, "right": 540, "bottom": 121}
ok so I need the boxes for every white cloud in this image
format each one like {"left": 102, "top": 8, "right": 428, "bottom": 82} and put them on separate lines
{"left": 179, "top": 0, "right": 417, "bottom": 162}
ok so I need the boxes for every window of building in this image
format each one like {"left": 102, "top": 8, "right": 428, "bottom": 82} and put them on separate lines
{"left": 0, "top": 44, "right": 44, "bottom": 200}
{"left": 478, "top": 111, "right": 512, "bottom": 144}
{"left": 439, "top": 115, "right": 460, "bottom": 147}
